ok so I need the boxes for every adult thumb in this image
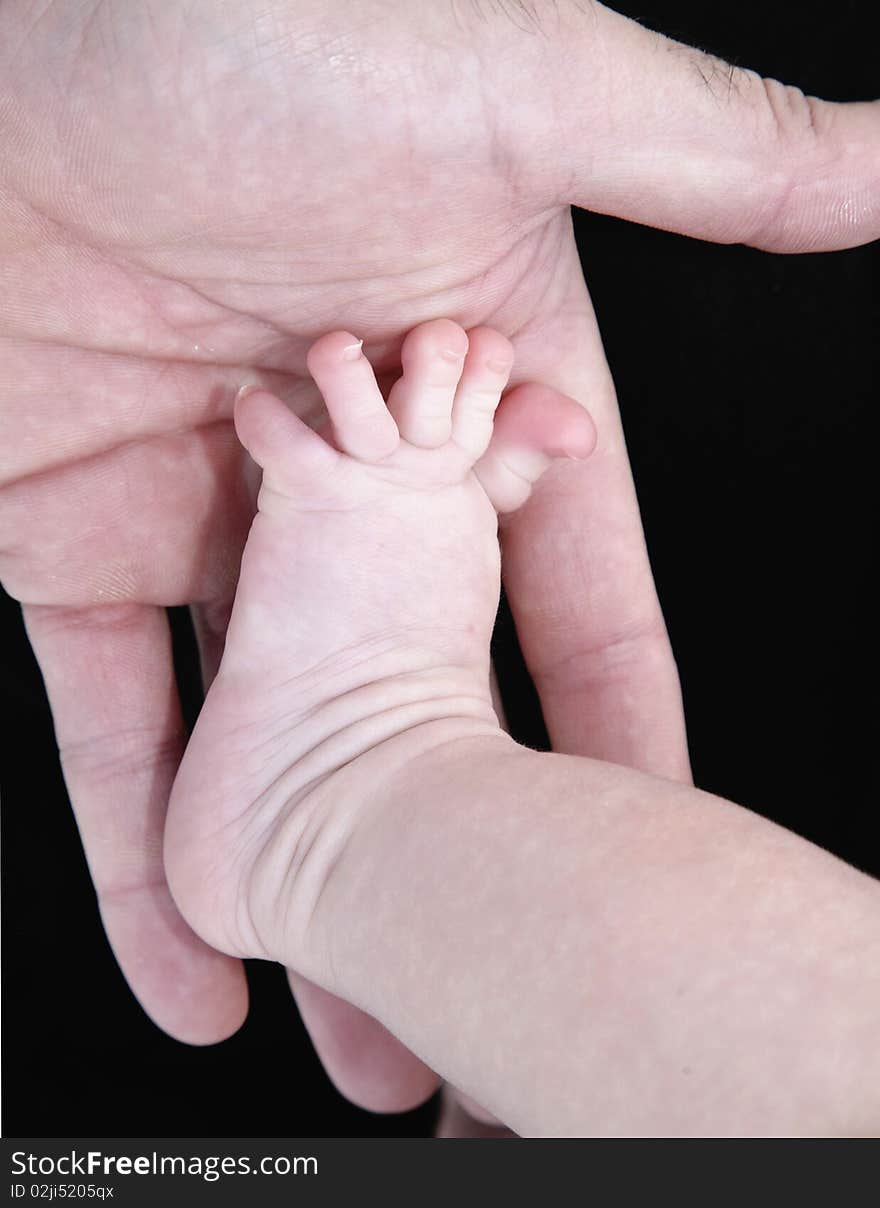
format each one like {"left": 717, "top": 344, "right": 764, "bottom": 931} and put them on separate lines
{"left": 514, "top": 2, "right": 878, "bottom": 251}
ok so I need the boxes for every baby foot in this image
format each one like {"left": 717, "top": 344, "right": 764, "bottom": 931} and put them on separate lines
{"left": 165, "top": 319, "right": 595, "bottom": 976}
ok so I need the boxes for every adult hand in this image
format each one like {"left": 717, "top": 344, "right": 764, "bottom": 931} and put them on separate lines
{"left": 1, "top": 0, "right": 876, "bottom": 1116}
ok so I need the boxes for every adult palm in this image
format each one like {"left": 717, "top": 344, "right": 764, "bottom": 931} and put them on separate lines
{"left": 1, "top": 0, "right": 876, "bottom": 1114}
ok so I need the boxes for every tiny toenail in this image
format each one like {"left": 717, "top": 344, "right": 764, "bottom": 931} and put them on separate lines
{"left": 486, "top": 358, "right": 513, "bottom": 374}
{"left": 342, "top": 340, "right": 363, "bottom": 361}
{"left": 441, "top": 347, "right": 466, "bottom": 362}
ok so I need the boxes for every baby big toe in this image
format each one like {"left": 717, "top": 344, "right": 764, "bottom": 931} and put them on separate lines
{"left": 234, "top": 385, "right": 340, "bottom": 497}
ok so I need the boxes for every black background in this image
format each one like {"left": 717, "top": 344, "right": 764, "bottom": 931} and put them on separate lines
{"left": 2, "top": 0, "right": 877, "bottom": 1138}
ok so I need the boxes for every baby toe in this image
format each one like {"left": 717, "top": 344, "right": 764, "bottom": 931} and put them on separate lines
{"left": 234, "top": 385, "right": 341, "bottom": 498}
{"left": 386, "top": 319, "right": 469, "bottom": 449}
{"left": 474, "top": 383, "right": 596, "bottom": 514}
{"left": 450, "top": 327, "right": 514, "bottom": 462}
{"left": 307, "top": 332, "right": 400, "bottom": 462}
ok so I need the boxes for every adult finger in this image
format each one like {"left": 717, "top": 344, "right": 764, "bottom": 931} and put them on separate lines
{"left": 287, "top": 972, "right": 442, "bottom": 1112}
{"left": 435, "top": 1085, "right": 515, "bottom": 1138}
{"left": 23, "top": 601, "right": 248, "bottom": 1044}
{"left": 500, "top": 233, "right": 692, "bottom": 781}
{"left": 506, "top": 1, "right": 879, "bottom": 251}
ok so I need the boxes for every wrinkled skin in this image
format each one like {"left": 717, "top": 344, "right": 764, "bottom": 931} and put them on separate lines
{"left": 1, "top": 0, "right": 877, "bottom": 1129}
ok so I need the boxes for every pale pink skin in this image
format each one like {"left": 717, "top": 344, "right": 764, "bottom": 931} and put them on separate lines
{"left": 1, "top": 0, "right": 879, "bottom": 1128}
{"left": 165, "top": 318, "right": 596, "bottom": 961}
{"left": 164, "top": 324, "right": 880, "bottom": 1137}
